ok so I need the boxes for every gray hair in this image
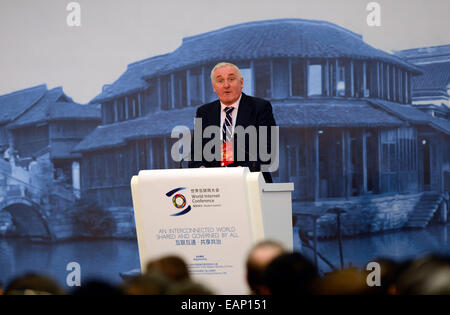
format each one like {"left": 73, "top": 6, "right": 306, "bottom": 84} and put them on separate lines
{"left": 210, "top": 62, "right": 242, "bottom": 82}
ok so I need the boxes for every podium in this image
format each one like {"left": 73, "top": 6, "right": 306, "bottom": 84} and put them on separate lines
{"left": 131, "top": 167, "right": 294, "bottom": 294}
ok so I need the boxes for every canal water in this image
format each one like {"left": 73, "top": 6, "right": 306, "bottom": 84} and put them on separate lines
{"left": 0, "top": 238, "right": 140, "bottom": 290}
{"left": 302, "top": 223, "right": 450, "bottom": 274}
{"left": 1, "top": 224, "right": 450, "bottom": 290}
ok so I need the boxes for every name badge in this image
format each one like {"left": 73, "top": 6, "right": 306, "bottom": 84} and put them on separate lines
{"left": 221, "top": 141, "right": 234, "bottom": 167}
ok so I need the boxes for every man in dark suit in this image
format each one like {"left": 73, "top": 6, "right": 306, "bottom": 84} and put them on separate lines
{"left": 189, "top": 62, "right": 277, "bottom": 183}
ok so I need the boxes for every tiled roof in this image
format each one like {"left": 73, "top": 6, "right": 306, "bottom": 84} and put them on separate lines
{"left": 370, "top": 99, "right": 450, "bottom": 135}
{"left": 49, "top": 102, "right": 101, "bottom": 121}
{"left": 0, "top": 84, "right": 47, "bottom": 124}
{"left": 74, "top": 99, "right": 404, "bottom": 152}
{"left": 370, "top": 99, "right": 432, "bottom": 123}
{"left": 429, "top": 117, "right": 450, "bottom": 135}
{"left": 154, "top": 19, "right": 421, "bottom": 75}
{"left": 91, "top": 54, "right": 169, "bottom": 104}
{"left": 7, "top": 87, "right": 101, "bottom": 129}
{"left": 93, "top": 19, "right": 422, "bottom": 103}
{"left": 73, "top": 106, "right": 197, "bottom": 152}
{"left": 411, "top": 61, "right": 450, "bottom": 92}
{"left": 274, "top": 99, "right": 402, "bottom": 128}
{"left": 394, "top": 44, "right": 450, "bottom": 64}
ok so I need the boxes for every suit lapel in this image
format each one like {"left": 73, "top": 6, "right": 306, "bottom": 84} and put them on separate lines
{"left": 208, "top": 100, "right": 221, "bottom": 127}
{"left": 235, "top": 93, "right": 253, "bottom": 127}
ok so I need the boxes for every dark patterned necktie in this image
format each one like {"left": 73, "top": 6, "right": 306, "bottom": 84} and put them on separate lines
{"left": 222, "top": 107, "right": 234, "bottom": 143}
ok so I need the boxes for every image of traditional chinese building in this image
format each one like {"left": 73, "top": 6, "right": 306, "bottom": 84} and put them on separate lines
{"left": 394, "top": 44, "right": 450, "bottom": 118}
{"left": 1, "top": 84, "right": 101, "bottom": 191}
{"left": 0, "top": 84, "right": 101, "bottom": 239}
{"left": 75, "top": 19, "right": 450, "bottom": 237}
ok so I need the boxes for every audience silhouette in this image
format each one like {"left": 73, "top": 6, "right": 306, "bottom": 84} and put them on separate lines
{"left": 2, "top": 245, "right": 450, "bottom": 295}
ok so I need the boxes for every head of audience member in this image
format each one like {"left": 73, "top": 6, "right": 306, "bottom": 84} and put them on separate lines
{"left": 312, "top": 267, "right": 370, "bottom": 295}
{"left": 393, "top": 254, "right": 450, "bottom": 295}
{"left": 4, "top": 272, "right": 65, "bottom": 295}
{"left": 264, "top": 251, "right": 317, "bottom": 295}
{"left": 121, "top": 270, "right": 171, "bottom": 295}
{"left": 245, "top": 240, "right": 286, "bottom": 295}
{"left": 146, "top": 255, "right": 190, "bottom": 283}
{"left": 71, "top": 279, "right": 123, "bottom": 295}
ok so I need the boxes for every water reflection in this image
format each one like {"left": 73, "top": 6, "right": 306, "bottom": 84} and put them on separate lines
{"left": 1, "top": 224, "right": 450, "bottom": 289}
{"left": 303, "top": 224, "right": 450, "bottom": 273}
{"left": 0, "top": 238, "right": 140, "bottom": 289}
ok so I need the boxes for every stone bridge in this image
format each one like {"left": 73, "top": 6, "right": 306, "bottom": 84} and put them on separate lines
{"left": 0, "top": 170, "right": 76, "bottom": 241}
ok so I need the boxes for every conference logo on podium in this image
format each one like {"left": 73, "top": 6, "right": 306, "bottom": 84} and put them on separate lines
{"left": 165, "top": 187, "right": 192, "bottom": 216}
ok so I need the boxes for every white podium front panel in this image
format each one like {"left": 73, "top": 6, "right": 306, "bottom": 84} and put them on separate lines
{"left": 131, "top": 167, "right": 265, "bottom": 294}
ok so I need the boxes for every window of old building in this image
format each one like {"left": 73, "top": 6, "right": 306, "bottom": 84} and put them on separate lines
{"left": 291, "top": 59, "right": 306, "bottom": 97}
{"left": 174, "top": 71, "right": 187, "bottom": 109}
{"left": 397, "top": 127, "right": 418, "bottom": 192}
{"left": 380, "top": 129, "right": 397, "bottom": 193}
{"left": 143, "top": 79, "right": 158, "bottom": 114}
{"left": 318, "top": 129, "right": 345, "bottom": 198}
{"left": 389, "top": 65, "right": 396, "bottom": 102}
{"left": 152, "top": 137, "right": 165, "bottom": 169}
{"left": 160, "top": 75, "right": 171, "bottom": 110}
{"left": 272, "top": 59, "right": 289, "bottom": 99}
{"left": 353, "top": 60, "right": 364, "bottom": 98}
{"left": 189, "top": 67, "right": 203, "bottom": 106}
{"left": 308, "top": 62, "right": 323, "bottom": 97}
{"left": 240, "top": 67, "right": 253, "bottom": 96}
{"left": 204, "top": 64, "right": 216, "bottom": 102}
{"left": 336, "top": 60, "right": 347, "bottom": 97}
{"left": 254, "top": 60, "right": 271, "bottom": 99}
{"left": 117, "top": 98, "right": 126, "bottom": 122}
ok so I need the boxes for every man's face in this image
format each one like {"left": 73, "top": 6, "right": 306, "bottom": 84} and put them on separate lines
{"left": 211, "top": 65, "right": 243, "bottom": 106}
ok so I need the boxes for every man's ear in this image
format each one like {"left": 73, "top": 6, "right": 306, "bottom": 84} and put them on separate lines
{"left": 212, "top": 82, "right": 217, "bottom": 94}
{"left": 240, "top": 76, "right": 244, "bottom": 89}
